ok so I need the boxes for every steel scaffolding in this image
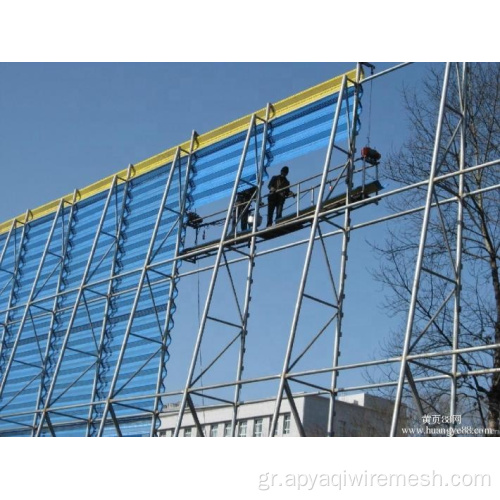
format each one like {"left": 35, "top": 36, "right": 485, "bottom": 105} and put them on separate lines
{"left": 0, "top": 62, "right": 498, "bottom": 436}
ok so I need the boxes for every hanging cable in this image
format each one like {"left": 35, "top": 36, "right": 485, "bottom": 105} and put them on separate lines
{"left": 366, "top": 66, "right": 374, "bottom": 147}
{"left": 196, "top": 256, "right": 206, "bottom": 424}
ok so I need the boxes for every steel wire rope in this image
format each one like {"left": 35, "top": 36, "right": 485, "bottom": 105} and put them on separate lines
{"left": 196, "top": 255, "right": 206, "bottom": 427}
{"left": 366, "top": 75, "right": 374, "bottom": 146}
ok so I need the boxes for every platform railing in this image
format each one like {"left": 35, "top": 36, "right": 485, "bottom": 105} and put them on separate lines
{"left": 188, "top": 159, "right": 379, "bottom": 244}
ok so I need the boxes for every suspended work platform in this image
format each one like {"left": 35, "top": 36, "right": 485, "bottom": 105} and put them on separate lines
{"left": 180, "top": 179, "right": 383, "bottom": 261}
{"left": 260, "top": 179, "right": 382, "bottom": 240}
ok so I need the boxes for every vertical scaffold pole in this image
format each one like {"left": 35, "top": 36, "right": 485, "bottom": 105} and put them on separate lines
{"left": 230, "top": 104, "right": 271, "bottom": 436}
{"left": 150, "top": 131, "right": 197, "bottom": 436}
{"left": 450, "top": 63, "right": 467, "bottom": 431}
{"left": 97, "top": 148, "right": 183, "bottom": 436}
{"left": 327, "top": 63, "right": 364, "bottom": 436}
{"left": 270, "top": 74, "right": 349, "bottom": 437}
{"left": 0, "top": 199, "right": 69, "bottom": 400}
{"left": 0, "top": 220, "right": 16, "bottom": 272}
{"left": 32, "top": 190, "right": 79, "bottom": 435}
{"left": 85, "top": 166, "right": 135, "bottom": 437}
{"left": 35, "top": 178, "right": 120, "bottom": 436}
{"left": 174, "top": 114, "right": 258, "bottom": 437}
{"left": 0, "top": 213, "right": 31, "bottom": 368}
{"left": 390, "top": 63, "right": 452, "bottom": 437}
{"left": 0, "top": 218, "right": 28, "bottom": 367}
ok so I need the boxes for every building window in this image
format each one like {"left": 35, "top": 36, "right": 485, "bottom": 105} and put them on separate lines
{"left": 210, "top": 424, "right": 218, "bottom": 437}
{"left": 184, "top": 427, "right": 192, "bottom": 437}
{"left": 238, "top": 420, "right": 247, "bottom": 437}
{"left": 253, "top": 418, "right": 263, "bottom": 437}
{"left": 224, "top": 422, "right": 233, "bottom": 437}
{"left": 283, "top": 414, "right": 291, "bottom": 435}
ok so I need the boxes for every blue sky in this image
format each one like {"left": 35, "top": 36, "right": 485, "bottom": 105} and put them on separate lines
{"left": 0, "top": 62, "right": 430, "bottom": 222}
{"left": 0, "top": 62, "right": 438, "bottom": 402}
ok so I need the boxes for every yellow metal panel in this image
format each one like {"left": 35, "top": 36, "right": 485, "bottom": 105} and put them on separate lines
{"left": 0, "top": 68, "right": 358, "bottom": 236}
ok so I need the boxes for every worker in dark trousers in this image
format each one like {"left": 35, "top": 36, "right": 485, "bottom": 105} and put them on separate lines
{"left": 234, "top": 186, "right": 257, "bottom": 232}
{"left": 267, "top": 166, "right": 295, "bottom": 226}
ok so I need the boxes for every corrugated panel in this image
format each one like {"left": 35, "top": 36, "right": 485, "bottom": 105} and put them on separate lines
{"left": 0, "top": 68, "right": 359, "bottom": 236}
{"left": 190, "top": 86, "right": 358, "bottom": 208}
{"left": 0, "top": 73, "right": 361, "bottom": 436}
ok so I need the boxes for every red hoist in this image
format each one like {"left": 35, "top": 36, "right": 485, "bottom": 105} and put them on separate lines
{"left": 361, "top": 146, "right": 382, "bottom": 165}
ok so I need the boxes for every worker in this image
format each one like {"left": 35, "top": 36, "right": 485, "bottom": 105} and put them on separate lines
{"left": 234, "top": 186, "right": 257, "bottom": 232}
{"left": 267, "top": 166, "right": 295, "bottom": 226}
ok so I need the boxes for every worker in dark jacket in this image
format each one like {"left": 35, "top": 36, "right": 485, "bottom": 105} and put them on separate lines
{"left": 267, "top": 166, "right": 295, "bottom": 226}
{"left": 234, "top": 186, "right": 257, "bottom": 232}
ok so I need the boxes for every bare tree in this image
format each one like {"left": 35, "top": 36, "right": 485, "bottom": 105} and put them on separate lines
{"left": 372, "top": 63, "right": 500, "bottom": 433}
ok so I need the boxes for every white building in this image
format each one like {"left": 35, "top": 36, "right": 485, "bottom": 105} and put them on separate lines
{"left": 159, "top": 393, "right": 407, "bottom": 437}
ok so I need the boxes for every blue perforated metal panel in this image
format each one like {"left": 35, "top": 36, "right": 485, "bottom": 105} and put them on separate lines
{"left": 0, "top": 83, "right": 359, "bottom": 436}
